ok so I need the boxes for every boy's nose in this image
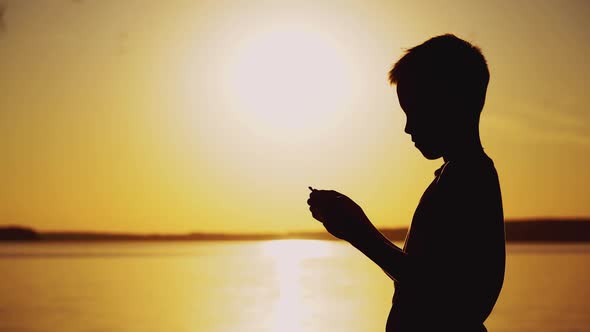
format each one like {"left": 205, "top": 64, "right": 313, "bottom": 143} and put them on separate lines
{"left": 404, "top": 121, "right": 412, "bottom": 135}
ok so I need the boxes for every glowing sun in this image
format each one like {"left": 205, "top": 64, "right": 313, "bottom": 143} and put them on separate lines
{"left": 223, "top": 26, "right": 355, "bottom": 136}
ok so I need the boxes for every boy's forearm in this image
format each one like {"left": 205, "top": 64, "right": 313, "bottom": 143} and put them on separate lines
{"left": 349, "top": 225, "right": 408, "bottom": 283}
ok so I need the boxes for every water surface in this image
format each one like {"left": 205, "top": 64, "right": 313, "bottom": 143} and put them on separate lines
{"left": 0, "top": 241, "right": 588, "bottom": 332}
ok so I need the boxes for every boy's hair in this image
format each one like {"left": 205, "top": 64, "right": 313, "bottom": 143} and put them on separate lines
{"left": 389, "top": 34, "right": 490, "bottom": 114}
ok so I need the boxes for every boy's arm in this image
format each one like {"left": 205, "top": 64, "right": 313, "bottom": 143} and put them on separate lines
{"left": 308, "top": 189, "right": 410, "bottom": 282}
{"left": 348, "top": 225, "right": 409, "bottom": 283}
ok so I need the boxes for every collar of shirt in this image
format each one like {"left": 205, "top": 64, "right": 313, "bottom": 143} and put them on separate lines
{"left": 434, "top": 162, "right": 449, "bottom": 177}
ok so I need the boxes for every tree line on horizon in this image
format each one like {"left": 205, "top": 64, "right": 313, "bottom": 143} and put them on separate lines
{"left": 1, "top": 219, "right": 590, "bottom": 242}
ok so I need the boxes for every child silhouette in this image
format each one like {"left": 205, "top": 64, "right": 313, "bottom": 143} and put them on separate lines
{"left": 307, "top": 34, "right": 505, "bottom": 332}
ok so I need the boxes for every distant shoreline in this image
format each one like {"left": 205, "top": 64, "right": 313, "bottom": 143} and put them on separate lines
{"left": 1, "top": 219, "right": 590, "bottom": 242}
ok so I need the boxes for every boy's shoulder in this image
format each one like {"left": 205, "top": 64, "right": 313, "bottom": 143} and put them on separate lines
{"left": 437, "top": 152, "right": 498, "bottom": 188}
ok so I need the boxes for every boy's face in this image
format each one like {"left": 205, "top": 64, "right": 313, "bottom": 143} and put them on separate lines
{"left": 396, "top": 81, "right": 448, "bottom": 160}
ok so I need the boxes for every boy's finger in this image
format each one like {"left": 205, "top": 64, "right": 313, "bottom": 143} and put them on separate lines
{"left": 309, "top": 206, "right": 324, "bottom": 222}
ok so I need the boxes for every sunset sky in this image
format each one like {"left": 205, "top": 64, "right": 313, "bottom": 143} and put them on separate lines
{"left": 1, "top": 0, "right": 588, "bottom": 234}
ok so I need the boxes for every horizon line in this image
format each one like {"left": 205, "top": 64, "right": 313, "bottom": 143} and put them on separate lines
{"left": 2, "top": 217, "right": 590, "bottom": 236}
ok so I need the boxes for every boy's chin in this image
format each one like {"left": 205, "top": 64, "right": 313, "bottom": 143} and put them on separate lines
{"left": 417, "top": 146, "right": 443, "bottom": 160}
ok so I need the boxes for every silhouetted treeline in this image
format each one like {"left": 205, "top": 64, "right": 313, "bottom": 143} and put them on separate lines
{"left": 0, "top": 226, "right": 40, "bottom": 241}
{"left": 503, "top": 219, "right": 590, "bottom": 242}
{"left": 1, "top": 219, "right": 589, "bottom": 242}
{"left": 40, "top": 232, "right": 284, "bottom": 242}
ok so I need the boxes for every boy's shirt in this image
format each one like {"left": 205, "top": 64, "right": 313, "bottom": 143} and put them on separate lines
{"left": 387, "top": 151, "right": 505, "bottom": 331}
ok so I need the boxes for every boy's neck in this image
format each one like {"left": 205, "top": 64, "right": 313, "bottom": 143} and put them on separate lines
{"left": 442, "top": 133, "right": 484, "bottom": 163}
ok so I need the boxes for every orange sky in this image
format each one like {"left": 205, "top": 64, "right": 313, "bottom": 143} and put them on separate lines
{"left": 0, "top": 0, "right": 589, "bottom": 233}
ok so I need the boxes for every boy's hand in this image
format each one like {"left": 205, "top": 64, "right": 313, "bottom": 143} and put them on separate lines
{"left": 307, "top": 189, "right": 372, "bottom": 243}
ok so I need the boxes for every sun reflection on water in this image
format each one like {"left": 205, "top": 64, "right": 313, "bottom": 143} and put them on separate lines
{"left": 260, "top": 240, "right": 336, "bottom": 331}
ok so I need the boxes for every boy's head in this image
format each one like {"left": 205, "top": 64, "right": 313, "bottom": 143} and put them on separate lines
{"left": 389, "top": 34, "right": 490, "bottom": 160}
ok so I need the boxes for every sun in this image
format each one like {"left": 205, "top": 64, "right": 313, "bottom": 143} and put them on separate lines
{"left": 170, "top": 20, "right": 374, "bottom": 212}
{"left": 222, "top": 25, "right": 355, "bottom": 138}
